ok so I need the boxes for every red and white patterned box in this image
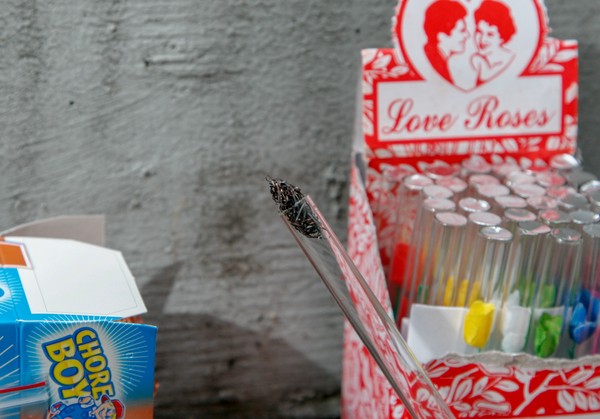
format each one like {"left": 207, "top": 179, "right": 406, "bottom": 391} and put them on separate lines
{"left": 342, "top": 1, "right": 600, "bottom": 417}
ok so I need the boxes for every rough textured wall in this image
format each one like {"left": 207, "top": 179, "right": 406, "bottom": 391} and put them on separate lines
{"left": 0, "top": 1, "right": 597, "bottom": 418}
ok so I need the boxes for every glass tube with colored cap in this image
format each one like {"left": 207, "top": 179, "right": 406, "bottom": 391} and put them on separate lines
{"left": 456, "top": 212, "right": 502, "bottom": 308}
{"left": 463, "top": 226, "right": 513, "bottom": 351}
{"left": 526, "top": 228, "right": 582, "bottom": 358}
{"left": 500, "top": 221, "right": 551, "bottom": 353}
{"left": 388, "top": 174, "right": 433, "bottom": 286}
{"left": 569, "top": 224, "right": 600, "bottom": 357}
{"left": 376, "top": 169, "right": 421, "bottom": 276}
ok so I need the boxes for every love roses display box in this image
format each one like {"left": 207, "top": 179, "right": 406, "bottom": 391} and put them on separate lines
{"left": 342, "top": 0, "right": 600, "bottom": 417}
{"left": 0, "top": 216, "right": 156, "bottom": 419}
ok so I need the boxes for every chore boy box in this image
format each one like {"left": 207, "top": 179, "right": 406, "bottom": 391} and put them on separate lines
{"left": 344, "top": 0, "right": 600, "bottom": 417}
{"left": 0, "top": 216, "right": 156, "bottom": 418}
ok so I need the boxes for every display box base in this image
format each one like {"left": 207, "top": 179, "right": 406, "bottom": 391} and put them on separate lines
{"left": 342, "top": 162, "right": 600, "bottom": 418}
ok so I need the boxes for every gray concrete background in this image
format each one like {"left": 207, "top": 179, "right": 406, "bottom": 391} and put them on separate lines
{"left": 0, "top": 1, "right": 597, "bottom": 418}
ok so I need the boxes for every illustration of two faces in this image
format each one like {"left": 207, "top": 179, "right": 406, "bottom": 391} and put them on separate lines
{"left": 424, "top": 0, "right": 516, "bottom": 90}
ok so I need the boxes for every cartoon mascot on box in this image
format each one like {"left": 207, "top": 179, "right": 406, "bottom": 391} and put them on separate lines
{"left": 47, "top": 395, "right": 125, "bottom": 419}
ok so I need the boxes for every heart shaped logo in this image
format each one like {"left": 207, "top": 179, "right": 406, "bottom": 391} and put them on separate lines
{"left": 394, "top": 0, "right": 544, "bottom": 92}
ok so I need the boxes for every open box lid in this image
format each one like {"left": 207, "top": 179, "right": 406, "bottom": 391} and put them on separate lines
{"left": 0, "top": 215, "right": 146, "bottom": 321}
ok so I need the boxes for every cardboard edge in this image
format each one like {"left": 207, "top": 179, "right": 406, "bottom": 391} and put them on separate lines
{"left": 1, "top": 215, "right": 106, "bottom": 246}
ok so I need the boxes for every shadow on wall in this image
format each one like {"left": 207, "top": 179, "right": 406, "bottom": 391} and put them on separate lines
{"left": 142, "top": 263, "right": 341, "bottom": 419}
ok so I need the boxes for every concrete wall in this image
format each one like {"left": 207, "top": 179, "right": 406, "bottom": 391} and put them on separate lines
{"left": 0, "top": 1, "right": 597, "bottom": 417}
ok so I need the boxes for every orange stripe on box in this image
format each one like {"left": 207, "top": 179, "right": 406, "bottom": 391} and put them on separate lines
{"left": 0, "top": 243, "right": 27, "bottom": 267}
{"left": 119, "top": 404, "right": 154, "bottom": 418}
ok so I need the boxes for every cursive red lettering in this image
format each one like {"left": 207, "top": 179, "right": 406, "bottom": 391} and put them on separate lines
{"left": 538, "top": 111, "right": 555, "bottom": 126}
{"left": 383, "top": 99, "right": 414, "bottom": 134}
{"left": 383, "top": 98, "right": 457, "bottom": 134}
{"left": 465, "top": 95, "right": 554, "bottom": 131}
{"left": 496, "top": 111, "right": 512, "bottom": 129}
{"left": 464, "top": 95, "right": 499, "bottom": 130}
{"left": 523, "top": 111, "right": 537, "bottom": 127}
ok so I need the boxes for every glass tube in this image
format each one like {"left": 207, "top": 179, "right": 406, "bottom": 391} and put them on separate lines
{"left": 549, "top": 153, "right": 581, "bottom": 173}
{"left": 455, "top": 212, "right": 502, "bottom": 308}
{"left": 427, "top": 212, "right": 468, "bottom": 307}
{"left": 416, "top": 212, "right": 466, "bottom": 305}
{"left": 505, "top": 172, "right": 536, "bottom": 188}
{"left": 436, "top": 176, "right": 468, "bottom": 198}
{"left": 398, "top": 198, "right": 456, "bottom": 322}
{"left": 461, "top": 155, "right": 492, "bottom": 178}
{"left": 424, "top": 162, "right": 459, "bottom": 180}
{"left": 566, "top": 171, "right": 598, "bottom": 191}
{"left": 422, "top": 184, "right": 454, "bottom": 200}
{"left": 500, "top": 221, "right": 551, "bottom": 353}
{"left": 493, "top": 195, "right": 527, "bottom": 215}
{"left": 458, "top": 197, "right": 490, "bottom": 215}
{"left": 276, "top": 195, "right": 453, "bottom": 418}
{"left": 492, "top": 161, "right": 521, "bottom": 179}
{"left": 569, "top": 210, "right": 600, "bottom": 232}
{"left": 463, "top": 226, "right": 513, "bottom": 350}
{"left": 527, "top": 195, "right": 558, "bottom": 212}
{"left": 571, "top": 224, "right": 600, "bottom": 357}
{"left": 589, "top": 190, "right": 600, "bottom": 213}
{"left": 526, "top": 228, "right": 582, "bottom": 358}
{"left": 477, "top": 226, "right": 514, "bottom": 304}
{"left": 581, "top": 180, "right": 600, "bottom": 196}
{"left": 475, "top": 183, "right": 510, "bottom": 201}
{"left": 523, "top": 159, "right": 549, "bottom": 174}
{"left": 407, "top": 207, "right": 447, "bottom": 307}
{"left": 547, "top": 185, "right": 578, "bottom": 200}
{"left": 386, "top": 174, "right": 433, "bottom": 277}
{"left": 503, "top": 208, "right": 536, "bottom": 233}
{"left": 539, "top": 208, "right": 571, "bottom": 228}
{"left": 535, "top": 171, "right": 565, "bottom": 188}
{"left": 559, "top": 193, "right": 590, "bottom": 212}
{"left": 511, "top": 183, "right": 547, "bottom": 200}
{"left": 467, "top": 174, "right": 500, "bottom": 197}
{"left": 388, "top": 176, "right": 435, "bottom": 306}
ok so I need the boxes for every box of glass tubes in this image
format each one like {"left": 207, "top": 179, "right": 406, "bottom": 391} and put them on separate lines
{"left": 342, "top": 0, "right": 600, "bottom": 417}
{"left": 0, "top": 216, "right": 156, "bottom": 419}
